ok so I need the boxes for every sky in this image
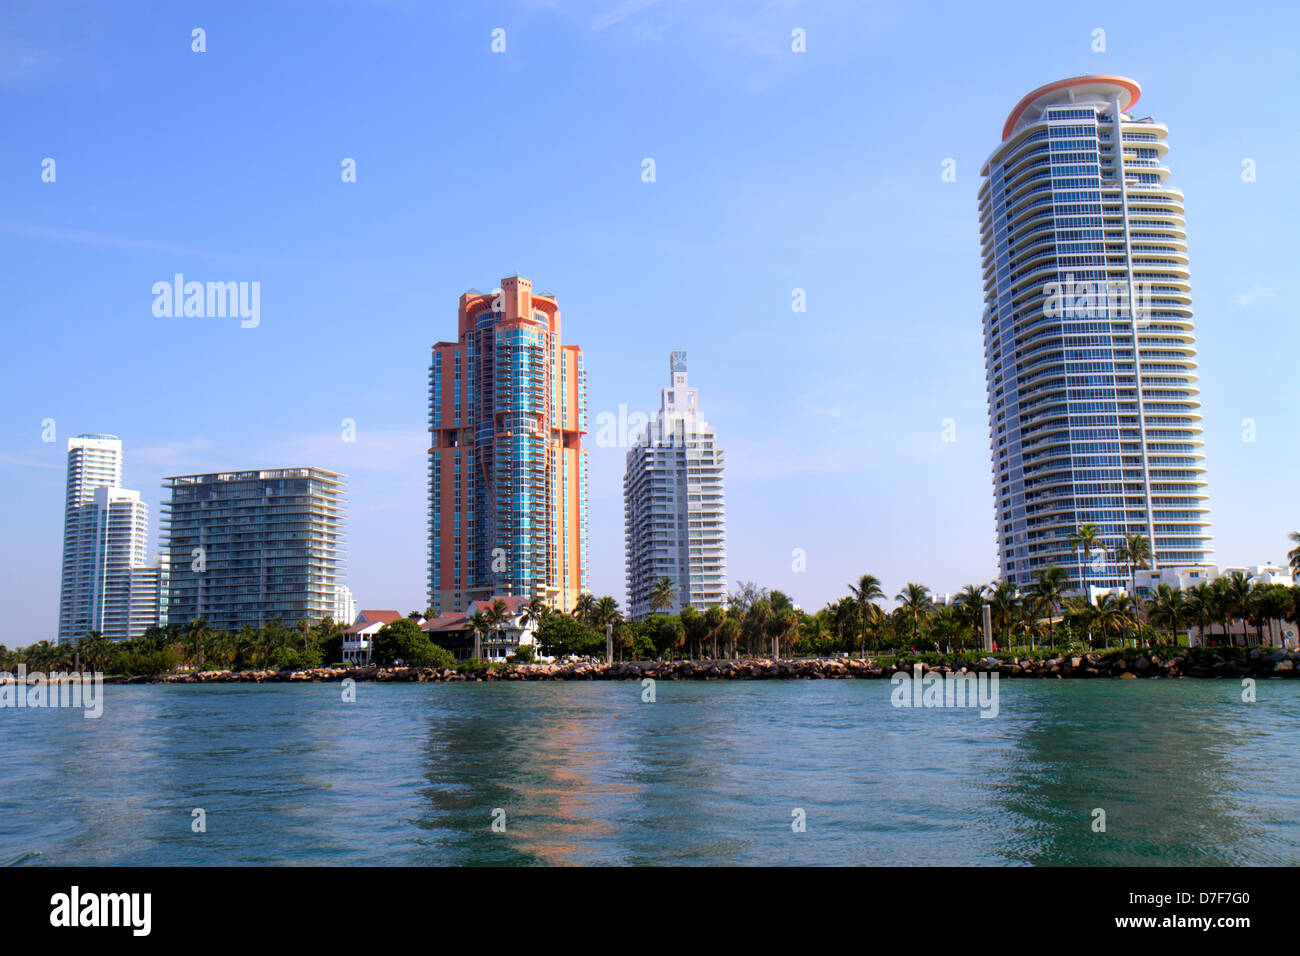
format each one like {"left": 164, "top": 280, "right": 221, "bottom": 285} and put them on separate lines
{"left": 2, "top": 0, "right": 1297, "bottom": 643}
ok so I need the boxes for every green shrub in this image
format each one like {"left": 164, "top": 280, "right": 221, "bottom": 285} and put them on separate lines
{"left": 537, "top": 616, "right": 604, "bottom": 658}
{"left": 507, "top": 644, "right": 535, "bottom": 664}
{"left": 421, "top": 643, "right": 457, "bottom": 669}
{"left": 372, "top": 619, "right": 454, "bottom": 668}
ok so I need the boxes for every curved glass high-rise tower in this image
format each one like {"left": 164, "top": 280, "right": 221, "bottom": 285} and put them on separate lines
{"left": 979, "top": 75, "right": 1211, "bottom": 595}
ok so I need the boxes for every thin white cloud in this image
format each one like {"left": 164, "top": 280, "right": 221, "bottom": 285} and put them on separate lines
{"left": 0, "top": 454, "right": 60, "bottom": 470}
{"left": 1234, "top": 285, "right": 1279, "bottom": 309}
{"left": 127, "top": 430, "right": 429, "bottom": 479}
{"left": 591, "top": 0, "right": 666, "bottom": 31}
{"left": 133, "top": 439, "right": 214, "bottom": 469}
{"left": 0, "top": 220, "right": 338, "bottom": 268}
{"left": 286, "top": 428, "right": 429, "bottom": 475}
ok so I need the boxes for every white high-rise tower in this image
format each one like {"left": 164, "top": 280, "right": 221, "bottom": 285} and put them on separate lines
{"left": 979, "top": 76, "right": 1211, "bottom": 595}
{"left": 57, "top": 434, "right": 162, "bottom": 643}
{"left": 623, "top": 352, "right": 727, "bottom": 618}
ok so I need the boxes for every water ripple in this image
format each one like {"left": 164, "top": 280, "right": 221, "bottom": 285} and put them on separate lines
{"left": 1, "top": 680, "right": 1296, "bottom": 865}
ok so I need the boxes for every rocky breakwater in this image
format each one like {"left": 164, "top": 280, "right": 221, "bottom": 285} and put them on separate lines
{"left": 974, "top": 646, "right": 1300, "bottom": 680}
{"left": 101, "top": 647, "right": 1300, "bottom": 684}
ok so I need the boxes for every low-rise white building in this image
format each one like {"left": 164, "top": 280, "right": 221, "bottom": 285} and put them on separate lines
{"left": 333, "top": 585, "right": 356, "bottom": 629}
{"left": 341, "top": 609, "right": 404, "bottom": 664}
{"left": 1127, "top": 564, "right": 1297, "bottom": 649}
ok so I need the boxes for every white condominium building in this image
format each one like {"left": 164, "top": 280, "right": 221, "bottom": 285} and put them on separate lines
{"left": 979, "top": 76, "right": 1212, "bottom": 595}
{"left": 623, "top": 351, "right": 727, "bottom": 619}
{"left": 333, "top": 584, "right": 357, "bottom": 628}
{"left": 57, "top": 434, "right": 162, "bottom": 643}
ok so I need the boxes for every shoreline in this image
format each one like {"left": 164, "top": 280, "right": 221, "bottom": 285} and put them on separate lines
{"left": 94, "top": 647, "right": 1300, "bottom": 684}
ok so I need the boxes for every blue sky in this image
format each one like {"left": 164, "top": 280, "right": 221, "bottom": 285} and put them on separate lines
{"left": 3, "top": 0, "right": 1297, "bottom": 642}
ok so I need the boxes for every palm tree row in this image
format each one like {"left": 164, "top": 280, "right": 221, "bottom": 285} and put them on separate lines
{"left": 853, "top": 569, "right": 1296, "bottom": 654}
{"left": 1, "top": 616, "right": 348, "bottom": 675}
{"left": 10, "top": 532, "right": 1298, "bottom": 670}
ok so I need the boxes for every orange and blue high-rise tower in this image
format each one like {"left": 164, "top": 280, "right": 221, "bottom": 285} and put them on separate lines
{"left": 428, "top": 275, "right": 588, "bottom": 616}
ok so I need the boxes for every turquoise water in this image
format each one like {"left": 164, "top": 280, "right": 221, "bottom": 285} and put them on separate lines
{"left": 2, "top": 679, "right": 1297, "bottom": 865}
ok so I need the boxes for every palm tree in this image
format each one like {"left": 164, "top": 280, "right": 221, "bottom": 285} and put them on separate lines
{"left": 1029, "top": 566, "right": 1069, "bottom": 643}
{"left": 1184, "top": 582, "right": 1216, "bottom": 646}
{"left": 1218, "top": 572, "right": 1253, "bottom": 647}
{"left": 476, "top": 599, "right": 509, "bottom": 659}
{"left": 1209, "top": 579, "right": 1233, "bottom": 646}
{"left": 1246, "top": 583, "right": 1273, "bottom": 646}
{"left": 1118, "top": 592, "right": 1142, "bottom": 645}
{"left": 848, "top": 574, "right": 884, "bottom": 656}
{"left": 649, "top": 577, "right": 677, "bottom": 615}
{"left": 930, "top": 605, "right": 963, "bottom": 653}
{"left": 1067, "top": 523, "right": 1103, "bottom": 592}
{"left": 1287, "top": 532, "right": 1300, "bottom": 578}
{"left": 781, "top": 608, "right": 800, "bottom": 658}
{"left": 573, "top": 593, "right": 596, "bottom": 624}
{"left": 803, "top": 615, "right": 831, "bottom": 657}
{"left": 1128, "top": 594, "right": 1150, "bottom": 646}
{"left": 829, "top": 598, "right": 857, "bottom": 654}
{"left": 743, "top": 599, "right": 772, "bottom": 657}
{"left": 76, "top": 632, "right": 110, "bottom": 674}
{"left": 704, "top": 605, "right": 726, "bottom": 659}
{"left": 1146, "top": 584, "right": 1186, "bottom": 645}
{"left": 207, "top": 632, "right": 236, "bottom": 669}
{"left": 1062, "top": 595, "right": 1096, "bottom": 648}
{"left": 591, "top": 595, "right": 622, "bottom": 630}
{"left": 1287, "top": 585, "right": 1300, "bottom": 633}
{"left": 520, "top": 596, "right": 550, "bottom": 631}
{"left": 720, "top": 618, "right": 743, "bottom": 659}
{"left": 956, "top": 584, "right": 987, "bottom": 649}
{"left": 895, "top": 582, "right": 933, "bottom": 647}
{"left": 1115, "top": 532, "right": 1152, "bottom": 593}
{"left": 767, "top": 607, "right": 798, "bottom": 659}
{"left": 1024, "top": 612, "right": 1054, "bottom": 650}
{"left": 987, "top": 579, "right": 1019, "bottom": 652}
{"left": 1093, "top": 593, "right": 1134, "bottom": 648}
{"left": 185, "top": 617, "right": 212, "bottom": 670}
{"left": 1259, "top": 584, "right": 1293, "bottom": 647}
{"left": 679, "top": 605, "right": 701, "bottom": 658}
